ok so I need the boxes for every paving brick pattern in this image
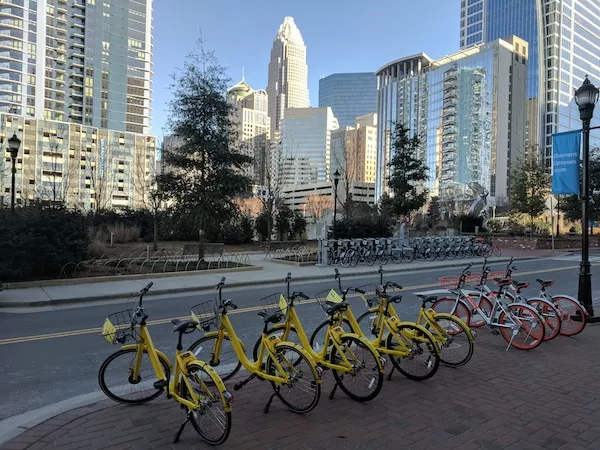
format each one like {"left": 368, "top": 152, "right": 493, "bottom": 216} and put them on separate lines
{"left": 2, "top": 325, "right": 599, "bottom": 449}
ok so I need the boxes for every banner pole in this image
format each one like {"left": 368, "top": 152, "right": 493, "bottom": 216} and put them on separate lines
{"left": 551, "top": 195, "right": 555, "bottom": 252}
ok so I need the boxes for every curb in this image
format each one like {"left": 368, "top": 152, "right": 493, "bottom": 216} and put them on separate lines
{"left": 0, "top": 391, "right": 108, "bottom": 445}
{"left": 0, "top": 256, "right": 537, "bottom": 309}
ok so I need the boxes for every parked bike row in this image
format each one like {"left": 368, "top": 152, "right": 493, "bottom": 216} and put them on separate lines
{"left": 97, "top": 257, "right": 587, "bottom": 445}
{"left": 319, "top": 236, "right": 501, "bottom": 267}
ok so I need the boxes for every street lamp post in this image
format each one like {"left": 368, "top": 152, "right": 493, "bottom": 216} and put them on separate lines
{"left": 7, "top": 133, "right": 21, "bottom": 211}
{"left": 332, "top": 169, "right": 340, "bottom": 239}
{"left": 574, "top": 76, "right": 599, "bottom": 319}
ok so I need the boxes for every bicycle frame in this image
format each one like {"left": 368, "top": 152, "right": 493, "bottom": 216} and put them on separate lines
{"left": 450, "top": 286, "right": 523, "bottom": 330}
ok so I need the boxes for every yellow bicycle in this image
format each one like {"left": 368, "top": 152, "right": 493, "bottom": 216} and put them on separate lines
{"left": 250, "top": 273, "right": 384, "bottom": 402}
{"left": 355, "top": 267, "right": 475, "bottom": 367}
{"left": 187, "top": 277, "right": 321, "bottom": 414}
{"left": 310, "top": 270, "right": 441, "bottom": 381}
{"left": 98, "top": 283, "right": 232, "bottom": 445}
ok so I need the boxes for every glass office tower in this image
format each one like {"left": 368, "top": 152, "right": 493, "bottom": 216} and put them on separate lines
{"left": 318, "top": 73, "right": 377, "bottom": 129}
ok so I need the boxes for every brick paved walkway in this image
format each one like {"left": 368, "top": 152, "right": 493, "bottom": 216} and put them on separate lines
{"left": 2, "top": 325, "right": 599, "bottom": 450}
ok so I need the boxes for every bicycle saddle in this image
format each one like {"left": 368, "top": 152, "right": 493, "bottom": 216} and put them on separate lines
{"left": 536, "top": 279, "right": 554, "bottom": 287}
{"left": 257, "top": 311, "right": 283, "bottom": 324}
{"left": 494, "top": 278, "right": 512, "bottom": 287}
{"left": 171, "top": 319, "right": 197, "bottom": 333}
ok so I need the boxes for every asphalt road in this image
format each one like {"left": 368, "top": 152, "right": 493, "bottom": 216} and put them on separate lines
{"left": 0, "top": 256, "right": 597, "bottom": 421}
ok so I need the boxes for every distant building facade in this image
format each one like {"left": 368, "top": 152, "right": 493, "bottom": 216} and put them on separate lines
{"left": 318, "top": 73, "right": 378, "bottom": 128}
{"left": 0, "top": 113, "right": 156, "bottom": 211}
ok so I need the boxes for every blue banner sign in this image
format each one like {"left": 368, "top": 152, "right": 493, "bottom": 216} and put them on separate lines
{"left": 552, "top": 131, "right": 581, "bottom": 195}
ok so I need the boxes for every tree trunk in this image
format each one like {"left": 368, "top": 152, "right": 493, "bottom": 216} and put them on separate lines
{"left": 152, "top": 213, "right": 158, "bottom": 252}
{"left": 198, "top": 216, "right": 205, "bottom": 261}
{"left": 530, "top": 214, "right": 534, "bottom": 237}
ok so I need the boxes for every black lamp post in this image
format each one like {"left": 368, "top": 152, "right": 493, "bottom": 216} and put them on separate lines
{"left": 7, "top": 133, "right": 21, "bottom": 211}
{"left": 332, "top": 169, "right": 340, "bottom": 239}
{"left": 574, "top": 76, "right": 599, "bottom": 319}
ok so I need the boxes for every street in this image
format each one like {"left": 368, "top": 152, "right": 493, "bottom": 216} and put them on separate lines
{"left": 0, "top": 256, "right": 596, "bottom": 421}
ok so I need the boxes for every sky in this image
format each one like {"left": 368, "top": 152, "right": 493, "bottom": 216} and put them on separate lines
{"left": 151, "top": 0, "right": 460, "bottom": 138}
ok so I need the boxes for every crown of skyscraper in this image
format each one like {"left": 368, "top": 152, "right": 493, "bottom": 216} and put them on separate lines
{"left": 276, "top": 16, "right": 305, "bottom": 45}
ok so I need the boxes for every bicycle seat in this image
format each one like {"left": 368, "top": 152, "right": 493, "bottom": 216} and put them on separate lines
{"left": 536, "top": 279, "right": 554, "bottom": 287}
{"left": 494, "top": 278, "right": 512, "bottom": 287}
{"left": 325, "top": 301, "right": 347, "bottom": 315}
{"left": 514, "top": 281, "right": 529, "bottom": 290}
{"left": 172, "top": 319, "right": 197, "bottom": 333}
{"left": 257, "top": 310, "right": 283, "bottom": 324}
{"left": 416, "top": 294, "right": 438, "bottom": 304}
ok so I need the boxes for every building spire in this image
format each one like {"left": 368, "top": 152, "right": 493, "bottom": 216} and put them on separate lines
{"left": 242, "top": 66, "right": 245, "bottom": 82}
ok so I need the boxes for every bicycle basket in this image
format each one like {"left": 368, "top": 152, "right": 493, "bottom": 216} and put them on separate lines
{"left": 260, "top": 293, "right": 289, "bottom": 315}
{"left": 191, "top": 300, "right": 217, "bottom": 332}
{"left": 314, "top": 289, "right": 343, "bottom": 312}
{"left": 102, "top": 310, "right": 137, "bottom": 345}
{"left": 355, "top": 284, "right": 379, "bottom": 307}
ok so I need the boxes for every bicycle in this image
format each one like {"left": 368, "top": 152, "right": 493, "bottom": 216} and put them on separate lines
{"left": 431, "top": 264, "right": 545, "bottom": 351}
{"left": 310, "top": 269, "right": 440, "bottom": 381}
{"left": 98, "top": 282, "right": 232, "bottom": 445}
{"left": 187, "top": 277, "right": 321, "bottom": 414}
{"left": 355, "top": 267, "right": 475, "bottom": 367}
{"left": 250, "top": 273, "right": 384, "bottom": 402}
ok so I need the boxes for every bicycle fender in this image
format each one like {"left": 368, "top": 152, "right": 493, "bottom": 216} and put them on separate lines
{"left": 186, "top": 360, "right": 233, "bottom": 412}
{"left": 121, "top": 345, "right": 173, "bottom": 369}
{"left": 201, "top": 331, "right": 247, "bottom": 352}
{"left": 551, "top": 294, "right": 589, "bottom": 315}
{"left": 431, "top": 313, "right": 475, "bottom": 341}
{"left": 274, "top": 341, "right": 322, "bottom": 383}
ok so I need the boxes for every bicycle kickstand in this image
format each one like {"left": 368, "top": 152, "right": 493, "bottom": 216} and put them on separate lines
{"left": 263, "top": 387, "right": 279, "bottom": 414}
{"left": 329, "top": 375, "right": 342, "bottom": 400}
{"left": 387, "top": 365, "right": 396, "bottom": 381}
{"left": 505, "top": 328, "right": 518, "bottom": 352}
{"left": 173, "top": 411, "right": 192, "bottom": 443}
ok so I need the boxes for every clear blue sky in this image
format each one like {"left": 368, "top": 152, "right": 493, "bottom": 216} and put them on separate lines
{"left": 151, "top": 0, "right": 460, "bottom": 137}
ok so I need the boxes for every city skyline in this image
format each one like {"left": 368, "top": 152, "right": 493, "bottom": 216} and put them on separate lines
{"left": 151, "top": 0, "right": 460, "bottom": 136}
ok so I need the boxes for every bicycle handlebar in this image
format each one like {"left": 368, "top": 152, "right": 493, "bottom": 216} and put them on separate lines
{"left": 385, "top": 281, "right": 402, "bottom": 290}
{"left": 292, "top": 291, "right": 309, "bottom": 300}
{"left": 390, "top": 295, "right": 402, "bottom": 303}
{"left": 216, "top": 277, "right": 226, "bottom": 289}
{"left": 349, "top": 287, "right": 365, "bottom": 294}
{"left": 224, "top": 299, "right": 237, "bottom": 310}
{"left": 138, "top": 282, "right": 153, "bottom": 295}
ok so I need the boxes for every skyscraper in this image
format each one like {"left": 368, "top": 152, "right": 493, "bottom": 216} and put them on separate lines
{"left": 266, "top": 17, "right": 309, "bottom": 139}
{"left": 0, "top": 0, "right": 153, "bottom": 134}
{"left": 376, "top": 37, "right": 528, "bottom": 207}
{"left": 318, "top": 73, "right": 377, "bottom": 128}
{"left": 460, "top": 0, "right": 600, "bottom": 167}
{"left": 227, "top": 80, "right": 270, "bottom": 185}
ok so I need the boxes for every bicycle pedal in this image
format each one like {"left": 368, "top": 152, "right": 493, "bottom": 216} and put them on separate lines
{"left": 491, "top": 329, "right": 499, "bottom": 335}
{"left": 153, "top": 380, "right": 168, "bottom": 390}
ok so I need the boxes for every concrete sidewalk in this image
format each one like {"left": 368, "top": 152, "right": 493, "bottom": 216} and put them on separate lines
{"left": 0, "top": 249, "right": 559, "bottom": 309}
{"left": 1, "top": 321, "right": 598, "bottom": 449}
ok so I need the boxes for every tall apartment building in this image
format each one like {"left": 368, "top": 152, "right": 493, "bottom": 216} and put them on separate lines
{"left": 331, "top": 113, "right": 378, "bottom": 184}
{"left": 0, "top": 0, "right": 153, "bottom": 134}
{"left": 266, "top": 17, "right": 309, "bottom": 139}
{"left": 278, "top": 107, "right": 339, "bottom": 185}
{"left": 318, "top": 73, "right": 377, "bottom": 128}
{"left": 460, "top": 0, "right": 600, "bottom": 167}
{"left": 375, "top": 37, "right": 528, "bottom": 207}
{"left": 227, "top": 79, "right": 270, "bottom": 185}
{"left": 0, "top": 113, "right": 156, "bottom": 210}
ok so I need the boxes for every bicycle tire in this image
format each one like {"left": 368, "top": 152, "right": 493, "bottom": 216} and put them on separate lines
{"left": 180, "top": 362, "right": 232, "bottom": 445}
{"left": 266, "top": 343, "right": 321, "bottom": 414}
{"left": 492, "top": 245, "right": 502, "bottom": 257}
{"left": 435, "top": 248, "right": 446, "bottom": 261}
{"left": 329, "top": 336, "right": 383, "bottom": 402}
{"left": 431, "top": 297, "right": 471, "bottom": 325}
{"left": 365, "top": 252, "right": 377, "bottom": 266}
{"left": 386, "top": 324, "right": 440, "bottom": 381}
{"left": 464, "top": 247, "right": 474, "bottom": 258}
{"left": 378, "top": 252, "right": 390, "bottom": 265}
{"left": 498, "top": 304, "right": 544, "bottom": 350}
{"left": 455, "top": 248, "right": 465, "bottom": 259}
{"left": 469, "top": 295, "right": 493, "bottom": 328}
{"left": 187, "top": 334, "right": 242, "bottom": 382}
{"left": 390, "top": 250, "right": 403, "bottom": 264}
{"left": 403, "top": 250, "right": 414, "bottom": 263}
{"left": 98, "top": 348, "right": 170, "bottom": 405}
{"left": 445, "top": 248, "right": 456, "bottom": 260}
{"left": 350, "top": 251, "right": 360, "bottom": 267}
{"left": 355, "top": 310, "right": 383, "bottom": 342}
{"left": 527, "top": 299, "right": 561, "bottom": 341}
{"left": 425, "top": 249, "right": 435, "bottom": 261}
{"left": 340, "top": 254, "right": 351, "bottom": 268}
{"left": 426, "top": 314, "right": 474, "bottom": 367}
{"left": 552, "top": 295, "right": 587, "bottom": 336}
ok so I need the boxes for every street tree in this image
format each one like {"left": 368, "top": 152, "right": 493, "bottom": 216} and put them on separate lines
{"left": 510, "top": 154, "right": 549, "bottom": 235}
{"left": 157, "top": 41, "right": 252, "bottom": 257}
{"left": 387, "top": 124, "right": 429, "bottom": 219}
{"left": 305, "top": 194, "right": 333, "bottom": 223}
{"left": 427, "top": 196, "right": 441, "bottom": 228}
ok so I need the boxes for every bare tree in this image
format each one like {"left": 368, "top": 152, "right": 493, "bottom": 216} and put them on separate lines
{"left": 332, "top": 129, "right": 361, "bottom": 218}
{"left": 134, "top": 139, "right": 162, "bottom": 251}
{"left": 305, "top": 194, "right": 333, "bottom": 223}
{"left": 83, "top": 152, "right": 111, "bottom": 213}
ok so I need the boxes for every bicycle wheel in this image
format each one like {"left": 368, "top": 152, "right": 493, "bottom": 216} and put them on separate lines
{"left": 464, "top": 247, "right": 474, "bottom": 258}
{"left": 340, "top": 253, "right": 351, "bottom": 268}
{"left": 98, "top": 348, "right": 170, "bottom": 404}
{"left": 365, "top": 252, "right": 376, "bottom": 266}
{"left": 425, "top": 249, "right": 435, "bottom": 261}
{"left": 435, "top": 248, "right": 446, "bottom": 261}
{"left": 474, "top": 245, "right": 484, "bottom": 257}
{"left": 552, "top": 295, "right": 587, "bottom": 336}
{"left": 527, "top": 299, "right": 561, "bottom": 341}
{"left": 482, "top": 244, "right": 492, "bottom": 257}
{"left": 492, "top": 245, "right": 502, "bottom": 257}
{"left": 431, "top": 298, "right": 470, "bottom": 325}
{"left": 426, "top": 314, "right": 474, "bottom": 367}
{"left": 469, "top": 295, "right": 493, "bottom": 328}
{"left": 386, "top": 324, "right": 440, "bottom": 381}
{"left": 356, "top": 310, "right": 383, "bottom": 342}
{"left": 180, "top": 362, "right": 232, "bottom": 445}
{"left": 329, "top": 336, "right": 383, "bottom": 402}
{"left": 266, "top": 343, "right": 321, "bottom": 414}
{"left": 188, "top": 334, "right": 242, "bottom": 382}
{"left": 403, "top": 250, "right": 414, "bottom": 263}
{"left": 350, "top": 251, "right": 360, "bottom": 267}
{"left": 390, "top": 249, "right": 402, "bottom": 264}
{"left": 378, "top": 252, "right": 389, "bottom": 265}
{"left": 498, "top": 304, "right": 544, "bottom": 350}
{"left": 445, "top": 248, "right": 456, "bottom": 260}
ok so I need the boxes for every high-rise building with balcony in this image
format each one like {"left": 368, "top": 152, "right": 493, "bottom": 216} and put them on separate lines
{"left": 318, "top": 73, "right": 377, "bottom": 129}
{"left": 460, "top": 0, "right": 600, "bottom": 167}
{"left": 375, "top": 37, "right": 528, "bottom": 208}
{"left": 0, "top": 0, "right": 153, "bottom": 134}
{"left": 266, "top": 17, "right": 309, "bottom": 139}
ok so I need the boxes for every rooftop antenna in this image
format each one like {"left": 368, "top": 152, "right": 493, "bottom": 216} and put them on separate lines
{"left": 242, "top": 66, "right": 245, "bottom": 82}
